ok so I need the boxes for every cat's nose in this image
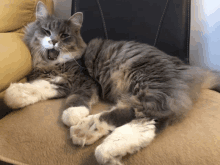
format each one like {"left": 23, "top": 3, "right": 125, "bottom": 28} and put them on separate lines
{"left": 51, "top": 40, "right": 58, "bottom": 46}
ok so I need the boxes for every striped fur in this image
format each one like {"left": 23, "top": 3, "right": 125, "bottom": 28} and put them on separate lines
{"left": 4, "top": 2, "right": 220, "bottom": 164}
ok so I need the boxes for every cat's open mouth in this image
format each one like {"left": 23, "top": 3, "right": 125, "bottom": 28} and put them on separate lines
{"left": 47, "top": 49, "right": 60, "bottom": 60}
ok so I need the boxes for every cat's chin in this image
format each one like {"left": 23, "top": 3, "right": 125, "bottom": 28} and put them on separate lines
{"left": 47, "top": 49, "right": 60, "bottom": 61}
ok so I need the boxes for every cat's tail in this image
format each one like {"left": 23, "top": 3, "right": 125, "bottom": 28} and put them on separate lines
{"left": 199, "top": 68, "right": 220, "bottom": 92}
{"left": 184, "top": 66, "right": 220, "bottom": 92}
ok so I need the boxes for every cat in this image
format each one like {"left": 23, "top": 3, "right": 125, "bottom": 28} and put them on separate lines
{"left": 4, "top": 1, "right": 220, "bottom": 165}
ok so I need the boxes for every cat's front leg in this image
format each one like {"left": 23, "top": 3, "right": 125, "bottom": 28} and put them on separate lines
{"left": 69, "top": 105, "right": 136, "bottom": 146}
{"left": 4, "top": 80, "right": 60, "bottom": 109}
{"left": 61, "top": 89, "right": 99, "bottom": 127}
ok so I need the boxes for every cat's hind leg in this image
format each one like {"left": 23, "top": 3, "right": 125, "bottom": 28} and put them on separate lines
{"left": 94, "top": 118, "right": 156, "bottom": 165}
{"left": 62, "top": 89, "right": 99, "bottom": 127}
{"left": 69, "top": 103, "right": 136, "bottom": 146}
{"left": 4, "top": 80, "right": 60, "bottom": 109}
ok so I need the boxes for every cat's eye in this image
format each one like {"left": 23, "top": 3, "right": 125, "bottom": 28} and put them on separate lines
{"left": 61, "top": 33, "right": 69, "bottom": 38}
{"left": 42, "top": 28, "right": 51, "bottom": 36}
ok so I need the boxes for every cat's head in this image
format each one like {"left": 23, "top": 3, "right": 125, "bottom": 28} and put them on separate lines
{"left": 23, "top": 1, "right": 87, "bottom": 66}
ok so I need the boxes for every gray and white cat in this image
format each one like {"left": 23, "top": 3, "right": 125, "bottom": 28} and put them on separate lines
{"left": 4, "top": 1, "right": 220, "bottom": 165}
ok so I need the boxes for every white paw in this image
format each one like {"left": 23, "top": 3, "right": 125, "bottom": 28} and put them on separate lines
{"left": 95, "top": 119, "right": 156, "bottom": 165}
{"left": 95, "top": 145, "right": 123, "bottom": 165}
{"left": 4, "top": 83, "right": 41, "bottom": 109}
{"left": 62, "top": 106, "right": 90, "bottom": 127}
{"left": 70, "top": 114, "right": 115, "bottom": 146}
{"left": 4, "top": 80, "right": 58, "bottom": 109}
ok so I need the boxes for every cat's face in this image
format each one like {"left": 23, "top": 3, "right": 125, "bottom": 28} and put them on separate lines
{"left": 24, "top": 2, "right": 86, "bottom": 65}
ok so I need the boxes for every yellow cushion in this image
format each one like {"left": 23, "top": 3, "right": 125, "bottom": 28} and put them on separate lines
{"left": 0, "top": 0, "right": 54, "bottom": 33}
{"left": 0, "top": 33, "right": 32, "bottom": 92}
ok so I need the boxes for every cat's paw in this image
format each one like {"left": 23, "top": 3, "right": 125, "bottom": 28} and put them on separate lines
{"left": 62, "top": 106, "right": 90, "bottom": 127}
{"left": 4, "top": 83, "right": 41, "bottom": 109}
{"left": 4, "top": 80, "right": 58, "bottom": 109}
{"left": 70, "top": 114, "right": 115, "bottom": 146}
{"left": 95, "top": 145, "right": 123, "bottom": 165}
{"left": 94, "top": 134, "right": 128, "bottom": 165}
{"left": 95, "top": 119, "right": 156, "bottom": 165}
{"left": 94, "top": 127, "right": 128, "bottom": 165}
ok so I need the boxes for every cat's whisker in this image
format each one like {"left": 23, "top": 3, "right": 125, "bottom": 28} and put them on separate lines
{"left": 62, "top": 46, "right": 82, "bottom": 68}
{"left": 32, "top": 46, "right": 44, "bottom": 56}
{"left": 31, "top": 46, "right": 39, "bottom": 54}
{"left": 81, "top": 138, "right": 86, "bottom": 148}
{"left": 42, "top": 47, "right": 47, "bottom": 55}
{"left": 59, "top": 46, "right": 67, "bottom": 70}
{"left": 39, "top": 48, "right": 45, "bottom": 57}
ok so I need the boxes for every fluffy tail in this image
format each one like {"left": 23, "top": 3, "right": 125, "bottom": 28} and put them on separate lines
{"left": 200, "top": 68, "right": 220, "bottom": 92}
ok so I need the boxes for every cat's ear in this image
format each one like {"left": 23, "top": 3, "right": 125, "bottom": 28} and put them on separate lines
{"left": 68, "top": 12, "right": 83, "bottom": 28}
{"left": 36, "top": 1, "right": 49, "bottom": 20}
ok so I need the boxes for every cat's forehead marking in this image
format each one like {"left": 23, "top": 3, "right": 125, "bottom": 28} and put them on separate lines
{"left": 42, "top": 19, "right": 71, "bottom": 35}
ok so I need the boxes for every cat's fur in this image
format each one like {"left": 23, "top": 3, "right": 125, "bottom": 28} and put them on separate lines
{"left": 4, "top": 2, "right": 220, "bottom": 165}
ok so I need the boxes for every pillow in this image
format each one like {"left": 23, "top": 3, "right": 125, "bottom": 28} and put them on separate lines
{"left": 0, "top": 33, "right": 32, "bottom": 92}
{"left": 0, "top": 0, "right": 54, "bottom": 33}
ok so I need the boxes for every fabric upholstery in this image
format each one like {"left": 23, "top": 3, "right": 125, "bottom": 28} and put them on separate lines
{"left": 0, "top": 33, "right": 32, "bottom": 92}
{"left": 0, "top": 0, "right": 54, "bottom": 33}
{"left": 0, "top": 90, "right": 219, "bottom": 165}
{"left": 0, "top": 78, "right": 27, "bottom": 119}
{"left": 0, "top": 0, "right": 54, "bottom": 92}
{"left": 72, "top": 0, "right": 191, "bottom": 63}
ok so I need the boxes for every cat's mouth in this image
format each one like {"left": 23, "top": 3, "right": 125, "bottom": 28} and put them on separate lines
{"left": 47, "top": 49, "right": 60, "bottom": 60}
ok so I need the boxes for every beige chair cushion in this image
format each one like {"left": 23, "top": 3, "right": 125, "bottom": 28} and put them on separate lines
{"left": 0, "top": 89, "right": 219, "bottom": 165}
